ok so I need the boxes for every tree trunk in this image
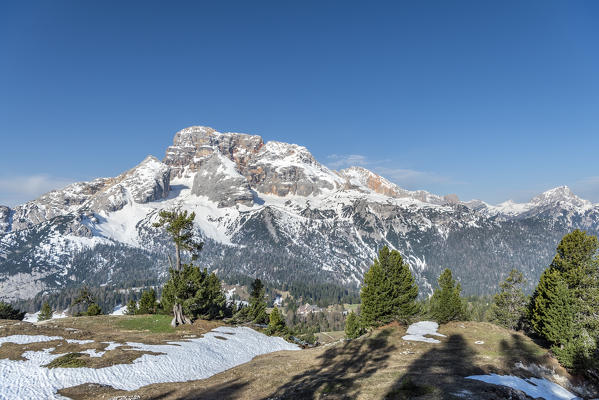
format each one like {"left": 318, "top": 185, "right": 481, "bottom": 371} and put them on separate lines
{"left": 171, "top": 302, "right": 191, "bottom": 327}
{"left": 175, "top": 243, "right": 181, "bottom": 272}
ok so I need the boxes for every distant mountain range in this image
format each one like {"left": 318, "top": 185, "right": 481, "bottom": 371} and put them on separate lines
{"left": 1, "top": 126, "right": 598, "bottom": 301}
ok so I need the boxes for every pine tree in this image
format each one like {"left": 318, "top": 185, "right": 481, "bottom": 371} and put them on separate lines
{"left": 125, "top": 299, "right": 138, "bottom": 315}
{"left": 344, "top": 311, "right": 364, "bottom": 339}
{"left": 244, "top": 278, "right": 268, "bottom": 324}
{"left": 0, "top": 302, "right": 25, "bottom": 320}
{"left": 38, "top": 302, "right": 53, "bottom": 322}
{"left": 153, "top": 210, "right": 204, "bottom": 327}
{"left": 491, "top": 269, "right": 528, "bottom": 330}
{"left": 266, "top": 307, "right": 287, "bottom": 335}
{"left": 138, "top": 289, "right": 157, "bottom": 314}
{"left": 360, "top": 247, "right": 419, "bottom": 327}
{"left": 86, "top": 303, "right": 102, "bottom": 316}
{"left": 429, "top": 268, "right": 466, "bottom": 324}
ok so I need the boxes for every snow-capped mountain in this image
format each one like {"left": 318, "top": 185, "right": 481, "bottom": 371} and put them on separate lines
{"left": 1, "top": 126, "right": 598, "bottom": 301}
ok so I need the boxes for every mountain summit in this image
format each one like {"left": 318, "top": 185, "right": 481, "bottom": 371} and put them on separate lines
{"left": 1, "top": 126, "right": 598, "bottom": 301}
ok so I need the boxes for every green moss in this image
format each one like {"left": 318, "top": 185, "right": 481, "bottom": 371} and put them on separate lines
{"left": 44, "top": 353, "right": 87, "bottom": 368}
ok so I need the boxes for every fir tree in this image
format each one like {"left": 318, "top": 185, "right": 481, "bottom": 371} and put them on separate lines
{"left": 266, "top": 307, "right": 287, "bottom": 335}
{"left": 344, "top": 311, "right": 364, "bottom": 339}
{"left": 138, "top": 289, "right": 157, "bottom": 314}
{"left": 244, "top": 278, "right": 268, "bottom": 324}
{"left": 360, "top": 247, "right": 419, "bottom": 327}
{"left": 429, "top": 268, "right": 466, "bottom": 324}
{"left": 0, "top": 302, "right": 25, "bottom": 320}
{"left": 125, "top": 299, "right": 138, "bottom": 315}
{"left": 38, "top": 302, "right": 53, "bottom": 322}
{"left": 86, "top": 303, "right": 102, "bottom": 316}
{"left": 490, "top": 269, "right": 528, "bottom": 330}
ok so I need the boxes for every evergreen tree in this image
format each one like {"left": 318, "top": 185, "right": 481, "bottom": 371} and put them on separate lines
{"left": 0, "top": 302, "right": 25, "bottom": 320}
{"left": 360, "top": 247, "right": 419, "bottom": 327}
{"left": 244, "top": 278, "right": 268, "bottom": 324}
{"left": 38, "top": 302, "right": 53, "bottom": 322}
{"left": 86, "top": 303, "right": 102, "bottom": 316}
{"left": 162, "top": 265, "right": 229, "bottom": 321}
{"left": 344, "top": 311, "right": 364, "bottom": 339}
{"left": 153, "top": 209, "right": 204, "bottom": 327}
{"left": 429, "top": 268, "right": 466, "bottom": 324}
{"left": 490, "top": 269, "right": 528, "bottom": 330}
{"left": 125, "top": 299, "right": 138, "bottom": 315}
{"left": 138, "top": 289, "right": 157, "bottom": 314}
{"left": 266, "top": 307, "right": 287, "bottom": 335}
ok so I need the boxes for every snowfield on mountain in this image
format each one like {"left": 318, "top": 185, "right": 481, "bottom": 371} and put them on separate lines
{"left": 1, "top": 125, "right": 599, "bottom": 302}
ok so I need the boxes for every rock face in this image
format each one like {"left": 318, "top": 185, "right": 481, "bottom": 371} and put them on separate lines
{"left": 191, "top": 153, "right": 253, "bottom": 207}
{"left": 0, "top": 206, "right": 11, "bottom": 233}
{"left": 86, "top": 156, "right": 171, "bottom": 213}
{"left": 1, "top": 125, "right": 599, "bottom": 303}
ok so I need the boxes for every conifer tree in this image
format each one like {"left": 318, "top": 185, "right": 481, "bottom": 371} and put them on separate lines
{"left": 38, "top": 302, "right": 53, "bottom": 322}
{"left": 266, "top": 307, "right": 287, "bottom": 335}
{"left": 86, "top": 303, "right": 102, "bottom": 316}
{"left": 153, "top": 209, "right": 203, "bottom": 327}
{"left": 125, "top": 299, "right": 138, "bottom": 315}
{"left": 345, "top": 311, "right": 364, "bottom": 339}
{"left": 138, "top": 289, "right": 157, "bottom": 314}
{"left": 0, "top": 302, "right": 25, "bottom": 320}
{"left": 246, "top": 278, "right": 268, "bottom": 324}
{"left": 429, "top": 268, "right": 466, "bottom": 324}
{"left": 491, "top": 269, "right": 527, "bottom": 330}
{"left": 360, "top": 247, "right": 419, "bottom": 327}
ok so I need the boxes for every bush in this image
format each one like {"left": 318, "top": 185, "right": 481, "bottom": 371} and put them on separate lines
{"left": 86, "top": 303, "right": 102, "bottom": 316}
{"left": 38, "top": 302, "right": 53, "bottom": 322}
{"left": 266, "top": 307, "right": 287, "bottom": 335}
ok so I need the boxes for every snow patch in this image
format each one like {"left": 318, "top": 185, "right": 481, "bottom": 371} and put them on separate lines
{"left": 402, "top": 321, "right": 446, "bottom": 343}
{"left": 0, "top": 327, "right": 299, "bottom": 399}
{"left": 466, "top": 374, "right": 579, "bottom": 400}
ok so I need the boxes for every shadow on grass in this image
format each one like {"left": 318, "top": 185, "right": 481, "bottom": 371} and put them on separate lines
{"left": 384, "top": 334, "right": 484, "bottom": 399}
{"left": 269, "top": 328, "right": 395, "bottom": 399}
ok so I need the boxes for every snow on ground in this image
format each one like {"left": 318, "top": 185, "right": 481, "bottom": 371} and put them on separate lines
{"left": 0, "top": 326, "right": 299, "bottom": 399}
{"left": 402, "top": 321, "right": 446, "bottom": 343}
{"left": 23, "top": 311, "right": 69, "bottom": 324}
{"left": 110, "top": 304, "right": 128, "bottom": 315}
{"left": 466, "top": 374, "right": 579, "bottom": 400}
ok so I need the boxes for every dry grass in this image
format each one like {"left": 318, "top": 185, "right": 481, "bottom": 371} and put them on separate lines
{"left": 50, "top": 320, "right": 576, "bottom": 400}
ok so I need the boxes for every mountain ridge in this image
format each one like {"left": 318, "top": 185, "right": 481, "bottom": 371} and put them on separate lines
{"left": 1, "top": 125, "right": 598, "bottom": 302}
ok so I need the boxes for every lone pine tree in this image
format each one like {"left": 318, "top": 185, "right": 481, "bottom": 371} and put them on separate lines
{"left": 38, "top": 302, "right": 53, "bottom": 322}
{"left": 153, "top": 209, "right": 203, "bottom": 327}
{"left": 360, "top": 246, "right": 419, "bottom": 327}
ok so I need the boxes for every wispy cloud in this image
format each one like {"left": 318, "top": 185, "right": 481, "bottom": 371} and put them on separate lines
{"left": 326, "top": 154, "right": 458, "bottom": 190}
{"left": 0, "top": 175, "right": 76, "bottom": 207}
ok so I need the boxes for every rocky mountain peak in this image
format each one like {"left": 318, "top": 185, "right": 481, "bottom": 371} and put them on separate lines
{"left": 530, "top": 186, "right": 584, "bottom": 205}
{"left": 164, "top": 126, "right": 263, "bottom": 178}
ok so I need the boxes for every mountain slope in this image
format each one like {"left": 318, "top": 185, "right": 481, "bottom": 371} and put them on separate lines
{"left": 1, "top": 125, "right": 598, "bottom": 302}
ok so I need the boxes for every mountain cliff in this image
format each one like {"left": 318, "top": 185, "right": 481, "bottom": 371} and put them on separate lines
{"left": 1, "top": 126, "right": 598, "bottom": 301}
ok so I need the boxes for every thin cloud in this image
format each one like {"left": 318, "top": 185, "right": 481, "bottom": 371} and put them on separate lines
{"left": 0, "top": 175, "right": 76, "bottom": 207}
{"left": 326, "top": 154, "right": 458, "bottom": 190}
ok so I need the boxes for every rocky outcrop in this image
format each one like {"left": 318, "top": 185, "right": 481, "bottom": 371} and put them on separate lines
{"left": 164, "top": 126, "right": 263, "bottom": 178}
{"left": 86, "top": 156, "right": 170, "bottom": 213}
{"left": 0, "top": 206, "right": 11, "bottom": 233}
{"left": 191, "top": 153, "right": 253, "bottom": 207}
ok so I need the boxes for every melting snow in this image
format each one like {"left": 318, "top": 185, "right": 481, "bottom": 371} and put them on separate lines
{"left": 402, "top": 321, "right": 446, "bottom": 343}
{"left": 23, "top": 310, "right": 69, "bottom": 323}
{"left": 466, "top": 374, "right": 579, "bottom": 400}
{"left": 0, "top": 327, "right": 299, "bottom": 399}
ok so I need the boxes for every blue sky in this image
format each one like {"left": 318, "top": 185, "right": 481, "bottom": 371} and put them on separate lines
{"left": 1, "top": 1, "right": 598, "bottom": 206}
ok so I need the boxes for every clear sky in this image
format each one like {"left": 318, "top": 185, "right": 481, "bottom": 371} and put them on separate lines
{"left": 1, "top": 1, "right": 598, "bottom": 206}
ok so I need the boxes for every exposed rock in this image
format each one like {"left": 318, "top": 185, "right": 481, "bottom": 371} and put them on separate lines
{"left": 191, "top": 153, "right": 253, "bottom": 207}
{"left": 85, "top": 156, "right": 170, "bottom": 213}
{"left": 164, "top": 126, "right": 263, "bottom": 178}
{"left": 0, "top": 206, "right": 11, "bottom": 233}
